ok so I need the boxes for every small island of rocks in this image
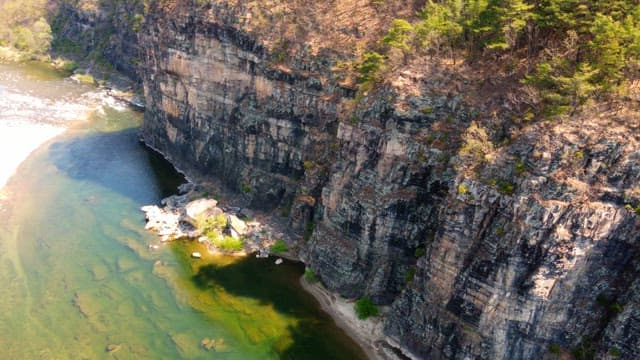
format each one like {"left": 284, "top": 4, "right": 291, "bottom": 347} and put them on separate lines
{"left": 141, "top": 184, "right": 283, "bottom": 257}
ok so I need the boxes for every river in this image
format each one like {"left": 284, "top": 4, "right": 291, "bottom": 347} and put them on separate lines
{"left": 0, "top": 62, "right": 366, "bottom": 359}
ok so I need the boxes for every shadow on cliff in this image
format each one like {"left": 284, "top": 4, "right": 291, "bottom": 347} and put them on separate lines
{"left": 48, "top": 127, "right": 184, "bottom": 204}
{"left": 190, "top": 256, "right": 367, "bottom": 360}
{"left": 45, "top": 0, "right": 142, "bottom": 82}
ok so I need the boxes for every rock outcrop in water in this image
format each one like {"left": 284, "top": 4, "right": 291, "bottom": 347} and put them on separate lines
{"left": 53, "top": 1, "right": 640, "bottom": 359}
{"left": 141, "top": 186, "right": 280, "bottom": 256}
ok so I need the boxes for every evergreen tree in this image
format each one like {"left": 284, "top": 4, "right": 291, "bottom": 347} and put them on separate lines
{"left": 383, "top": 19, "right": 414, "bottom": 52}
{"left": 589, "top": 14, "right": 626, "bottom": 88}
{"left": 383, "top": 19, "right": 414, "bottom": 63}
{"left": 418, "top": 1, "right": 464, "bottom": 56}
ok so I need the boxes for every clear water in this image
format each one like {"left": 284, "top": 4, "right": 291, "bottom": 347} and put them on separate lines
{"left": 0, "top": 63, "right": 366, "bottom": 359}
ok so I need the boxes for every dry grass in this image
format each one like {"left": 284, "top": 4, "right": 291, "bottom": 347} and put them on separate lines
{"left": 163, "top": 0, "right": 419, "bottom": 60}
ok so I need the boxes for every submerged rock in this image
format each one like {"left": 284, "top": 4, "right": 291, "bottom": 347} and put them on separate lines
{"left": 201, "top": 337, "right": 229, "bottom": 352}
{"left": 105, "top": 344, "right": 121, "bottom": 353}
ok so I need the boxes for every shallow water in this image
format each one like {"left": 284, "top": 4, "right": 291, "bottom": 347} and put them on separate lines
{"left": 0, "top": 63, "right": 366, "bottom": 359}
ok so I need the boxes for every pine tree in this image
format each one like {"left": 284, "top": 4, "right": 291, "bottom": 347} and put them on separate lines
{"left": 418, "top": 1, "right": 464, "bottom": 57}
{"left": 589, "top": 13, "right": 626, "bottom": 89}
{"left": 383, "top": 19, "right": 414, "bottom": 52}
{"left": 553, "top": 62, "right": 598, "bottom": 114}
{"left": 383, "top": 19, "right": 415, "bottom": 63}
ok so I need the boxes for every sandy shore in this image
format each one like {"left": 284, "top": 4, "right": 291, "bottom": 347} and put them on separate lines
{"left": 299, "top": 277, "right": 391, "bottom": 359}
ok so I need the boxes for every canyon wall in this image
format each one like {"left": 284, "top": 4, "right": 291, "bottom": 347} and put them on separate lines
{"left": 137, "top": 1, "right": 425, "bottom": 306}
{"left": 52, "top": 1, "right": 640, "bottom": 359}
{"left": 48, "top": 0, "right": 142, "bottom": 80}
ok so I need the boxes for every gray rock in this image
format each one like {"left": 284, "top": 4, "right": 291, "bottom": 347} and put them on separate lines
{"left": 227, "top": 215, "right": 249, "bottom": 236}
{"left": 185, "top": 199, "right": 218, "bottom": 221}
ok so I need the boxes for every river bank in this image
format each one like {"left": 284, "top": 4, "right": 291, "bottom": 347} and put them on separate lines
{"left": 139, "top": 137, "right": 397, "bottom": 359}
{"left": 300, "top": 277, "right": 386, "bottom": 360}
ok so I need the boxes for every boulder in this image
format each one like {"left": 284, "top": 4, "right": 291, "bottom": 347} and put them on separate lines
{"left": 161, "top": 194, "right": 188, "bottom": 209}
{"left": 141, "top": 205, "right": 191, "bottom": 241}
{"left": 185, "top": 198, "right": 218, "bottom": 220}
{"left": 239, "top": 208, "right": 255, "bottom": 219}
{"left": 227, "top": 214, "right": 249, "bottom": 235}
{"left": 208, "top": 207, "right": 225, "bottom": 218}
{"left": 106, "top": 344, "right": 121, "bottom": 353}
{"left": 178, "top": 182, "right": 196, "bottom": 193}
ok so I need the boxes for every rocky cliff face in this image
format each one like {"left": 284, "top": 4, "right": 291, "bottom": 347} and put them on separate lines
{"left": 137, "top": 0, "right": 434, "bottom": 307}
{"left": 58, "top": 1, "right": 640, "bottom": 358}
{"left": 139, "top": 2, "right": 328, "bottom": 211}
{"left": 385, "top": 114, "right": 640, "bottom": 359}
{"left": 48, "top": 0, "right": 142, "bottom": 81}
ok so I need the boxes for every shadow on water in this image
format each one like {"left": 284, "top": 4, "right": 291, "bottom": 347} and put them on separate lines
{"left": 145, "top": 146, "right": 187, "bottom": 198}
{"left": 48, "top": 127, "right": 185, "bottom": 205}
{"left": 192, "top": 256, "right": 368, "bottom": 360}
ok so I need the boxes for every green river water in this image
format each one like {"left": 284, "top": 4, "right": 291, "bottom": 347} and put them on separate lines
{"left": 0, "top": 63, "right": 366, "bottom": 359}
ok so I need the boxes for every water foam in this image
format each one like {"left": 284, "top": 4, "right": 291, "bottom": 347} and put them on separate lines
{"left": 0, "top": 88, "right": 107, "bottom": 191}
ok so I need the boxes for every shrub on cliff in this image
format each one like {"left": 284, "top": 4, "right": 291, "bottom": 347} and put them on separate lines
{"left": 212, "top": 235, "right": 243, "bottom": 252}
{"left": 354, "top": 296, "right": 379, "bottom": 319}
{"left": 304, "top": 268, "right": 318, "bottom": 283}
{"left": 358, "top": 52, "right": 385, "bottom": 86}
{"left": 270, "top": 240, "right": 289, "bottom": 254}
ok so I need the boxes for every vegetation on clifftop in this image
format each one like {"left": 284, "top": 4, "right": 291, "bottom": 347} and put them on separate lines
{"left": 361, "top": 0, "right": 640, "bottom": 118}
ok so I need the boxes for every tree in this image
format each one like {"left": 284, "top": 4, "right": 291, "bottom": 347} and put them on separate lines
{"left": 623, "top": 7, "right": 640, "bottom": 73}
{"left": 471, "top": 0, "right": 534, "bottom": 50}
{"left": 553, "top": 62, "right": 598, "bottom": 114}
{"left": 0, "top": 0, "right": 51, "bottom": 55}
{"left": 497, "top": 0, "right": 535, "bottom": 50}
{"left": 358, "top": 51, "right": 386, "bottom": 84}
{"left": 588, "top": 14, "right": 625, "bottom": 89}
{"left": 418, "top": 1, "right": 464, "bottom": 59}
{"left": 32, "top": 17, "right": 53, "bottom": 54}
{"left": 383, "top": 19, "right": 414, "bottom": 52}
{"left": 354, "top": 297, "right": 379, "bottom": 319}
{"left": 383, "top": 19, "right": 415, "bottom": 64}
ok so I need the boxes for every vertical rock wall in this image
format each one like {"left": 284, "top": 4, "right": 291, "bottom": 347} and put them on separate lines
{"left": 138, "top": 3, "right": 339, "bottom": 211}
{"left": 385, "top": 119, "right": 640, "bottom": 359}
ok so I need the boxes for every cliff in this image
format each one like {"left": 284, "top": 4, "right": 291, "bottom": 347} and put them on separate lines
{"left": 47, "top": 0, "right": 142, "bottom": 81}
{"left": 51, "top": 1, "right": 640, "bottom": 359}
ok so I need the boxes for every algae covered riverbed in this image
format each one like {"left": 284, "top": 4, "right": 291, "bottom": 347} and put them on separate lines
{"left": 0, "top": 62, "right": 366, "bottom": 359}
